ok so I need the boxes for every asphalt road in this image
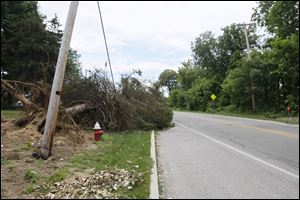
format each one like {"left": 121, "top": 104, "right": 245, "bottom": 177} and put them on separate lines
{"left": 157, "top": 111, "right": 299, "bottom": 199}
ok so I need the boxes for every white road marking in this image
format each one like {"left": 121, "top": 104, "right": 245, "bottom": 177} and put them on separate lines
{"left": 174, "top": 121, "right": 299, "bottom": 179}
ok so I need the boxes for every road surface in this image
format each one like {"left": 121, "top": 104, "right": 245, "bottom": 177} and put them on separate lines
{"left": 157, "top": 111, "right": 299, "bottom": 199}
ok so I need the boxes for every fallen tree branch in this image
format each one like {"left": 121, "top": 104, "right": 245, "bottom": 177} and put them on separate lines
{"left": 65, "top": 103, "right": 91, "bottom": 117}
{"left": 1, "top": 79, "right": 39, "bottom": 110}
{"left": 2, "top": 79, "right": 46, "bottom": 91}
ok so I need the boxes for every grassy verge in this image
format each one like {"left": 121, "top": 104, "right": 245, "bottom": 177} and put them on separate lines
{"left": 173, "top": 108, "right": 299, "bottom": 124}
{"left": 45, "top": 131, "right": 152, "bottom": 199}
{"left": 1, "top": 109, "right": 23, "bottom": 119}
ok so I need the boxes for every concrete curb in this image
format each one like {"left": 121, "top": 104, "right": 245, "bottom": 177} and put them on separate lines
{"left": 150, "top": 130, "right": 159, "bottom": 199}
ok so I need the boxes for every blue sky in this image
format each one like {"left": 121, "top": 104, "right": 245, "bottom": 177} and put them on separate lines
{"left": 38, "top": 1, "right": 258, "bottom": 83}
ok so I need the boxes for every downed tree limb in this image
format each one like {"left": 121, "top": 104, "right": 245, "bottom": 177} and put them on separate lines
{"left": 1, "top": 79, "right": 39, "bottom": 110}
{"left": 2, "top": 79, "right": 45, "bottom": 92}
{"left": 65, "top": 103, "right": 91, "bottom": 117}
{"left": 1, "top": 78, "right": 87, "bottom": 135}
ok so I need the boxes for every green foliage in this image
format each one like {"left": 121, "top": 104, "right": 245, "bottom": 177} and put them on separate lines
{"left": 191, "top": 31, "right": 218, "bottom": 78}
{"left": 177, "top": 60, "right": 202, "bottom": 90}
{"left": 119, "top": 71, "right": 173, "bottom": 130}
{"left": 158, "top": 69, "right": 177, "bottom": 94}
{"left": 285, "top": 95, "right": 299, "bottom": 116}
{"left": 185, "top": 77, "right": 217, "bottom": 111}
{"left": 25, "top": 184, "right": 35, "bottom": 194}
{"left": 63, "top": 69, "right": 173, "bottom": 131}
{"left": 65, "top": 49, "right": 82, "bottom": 82}
{"left": 46, "top": 168, "right": 68, "bottom": 183}
{"left": 269, "top": 34, "right": 299, "bottom": 100}
{"left": 252, "top": 1, "right": 299, "bottom": 38}
{"left": 264, "top": 111, "right": 282, "bottom": 119}
{"left": 25, "top": 170, "right": 38, "bottom": 183}
{"left": 1, "top": 1, "right": 82, "bottom": 109}
{"left": 19, "top": 142, "right": 32, "bottom": 151}
{"left": 1, "top": 1, "right": 60, "bottom": 82}
{"left": 168, "top": 89, "right": 186, "bottom": 108}
{"left": 222, "top": 66, "right": 251, "bottom": 108}
{"left": 159, "top": 1, "right": 299, "bottom": 116}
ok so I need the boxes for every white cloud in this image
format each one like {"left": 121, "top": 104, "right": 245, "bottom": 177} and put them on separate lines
{"left": 38, "top": 1, "right": 258, "bottom": 80}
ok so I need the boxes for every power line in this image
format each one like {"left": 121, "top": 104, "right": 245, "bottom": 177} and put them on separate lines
{"left": 96, "top": 1, "right": 115, "bottom": 90}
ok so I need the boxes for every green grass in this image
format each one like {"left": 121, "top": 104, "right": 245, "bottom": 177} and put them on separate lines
{"left": 41, "top": 131, "right": 152, "bottom": 199}
{"left": 25, "top": 170, "right": 38, "bottom": 184}
{"left": 1, "top": 109, "right": 23, "bottom": 119}
{"left": 25, "top": 184, "right": 35, "bottom": 194}
{"left": 45, "top": 167, "right": 68, "bottom": 183}
{"left": 71, "top": 131, "right": 152, "bottom": 199}
{"left": 33, "top": 158, "right": 44, "bottom": 167}
{"left": 19, "top": 142, "right": 33, "bottom": 151}
{"left": 211, "top": 110, "right": 298, "bottom": 124}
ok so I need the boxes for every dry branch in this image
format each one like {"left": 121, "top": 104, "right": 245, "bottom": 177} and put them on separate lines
{"left": 1, "top": 79, "right": 39, "bottom": 110}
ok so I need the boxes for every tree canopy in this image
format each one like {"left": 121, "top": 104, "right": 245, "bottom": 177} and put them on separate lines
{"left": 160, "top": 1, "right": 299, "bottom": 115}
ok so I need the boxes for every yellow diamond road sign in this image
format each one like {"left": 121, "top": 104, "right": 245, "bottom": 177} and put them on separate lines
{"left": 211, "top": 94, "right": 217, "bottom": 101}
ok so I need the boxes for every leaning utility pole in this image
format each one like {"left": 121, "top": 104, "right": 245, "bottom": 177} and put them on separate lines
{"left": 237, "top": 23, "right": 256, "bottom": 113}
{"left": 40, "top": 1, "right": 79, "bottom": 160}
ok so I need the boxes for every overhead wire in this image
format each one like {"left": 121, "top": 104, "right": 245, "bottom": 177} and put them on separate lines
{"left": 96, "top": 1, "right": 115, "bottom": 91}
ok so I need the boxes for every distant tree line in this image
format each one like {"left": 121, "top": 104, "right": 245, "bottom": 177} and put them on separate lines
{"left": 158, "top": 1, "right": 299, "bottom": 115}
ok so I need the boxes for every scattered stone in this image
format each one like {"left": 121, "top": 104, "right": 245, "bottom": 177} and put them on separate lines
{"left": 37, "top": 168, "right": 143, "bottom": 199}
{"left": 125, "top": 160, "right": 132, "bottom": 164}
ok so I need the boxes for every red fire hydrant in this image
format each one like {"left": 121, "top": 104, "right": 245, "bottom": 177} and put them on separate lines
{"left": 93, "top": 122, "right": 103, "bottom": 141}
{"left": 287, "top": 106, "right": 292, "bottom": 117}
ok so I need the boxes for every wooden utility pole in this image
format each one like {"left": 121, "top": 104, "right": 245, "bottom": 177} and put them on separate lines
{"left": 40, "top": 1, "right": 79, "bottom": 160}
{"left": 237, "top": 23, "right": 256, "bottom": 113}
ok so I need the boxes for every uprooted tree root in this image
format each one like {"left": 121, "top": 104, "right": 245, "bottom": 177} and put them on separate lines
{"left": 1, "top": 79, "right": 87, "bottom": 137}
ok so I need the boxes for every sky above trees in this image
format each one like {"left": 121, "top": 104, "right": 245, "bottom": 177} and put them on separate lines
{"left": 38, "top": 1, "right": 258, "bottom": 82}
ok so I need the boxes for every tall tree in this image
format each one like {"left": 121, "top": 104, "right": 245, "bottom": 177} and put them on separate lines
{"left": 1, "top": 1, "right": 62, "bottom": 83}
{"left": 158, "top": 69, "right": 178, "bottom": 94}
{"left": 191, "top": 31, "right": 218, "bottom": 78}
{"left": 252, "top": 1, "right": 299, "bottom": 109}
{"left": 252, "top": 1, "right": 299, "bottom": 38}
{"left": 177, "top": 60, "right": 202, "bottom": 90}
{"left": 218, "top": 23, "right": 258, "bottom": 72}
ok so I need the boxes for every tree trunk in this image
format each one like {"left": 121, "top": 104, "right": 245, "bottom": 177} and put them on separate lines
{"left": 65, "top": 103, "right": 90, "bottom": 116}
{"left": 252, "top": 92, "right": 256, "bottom": 113}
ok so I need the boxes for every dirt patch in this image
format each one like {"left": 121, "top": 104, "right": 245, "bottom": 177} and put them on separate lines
{"left": 1, "top": 119, "right": 97, "bottom": 199}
